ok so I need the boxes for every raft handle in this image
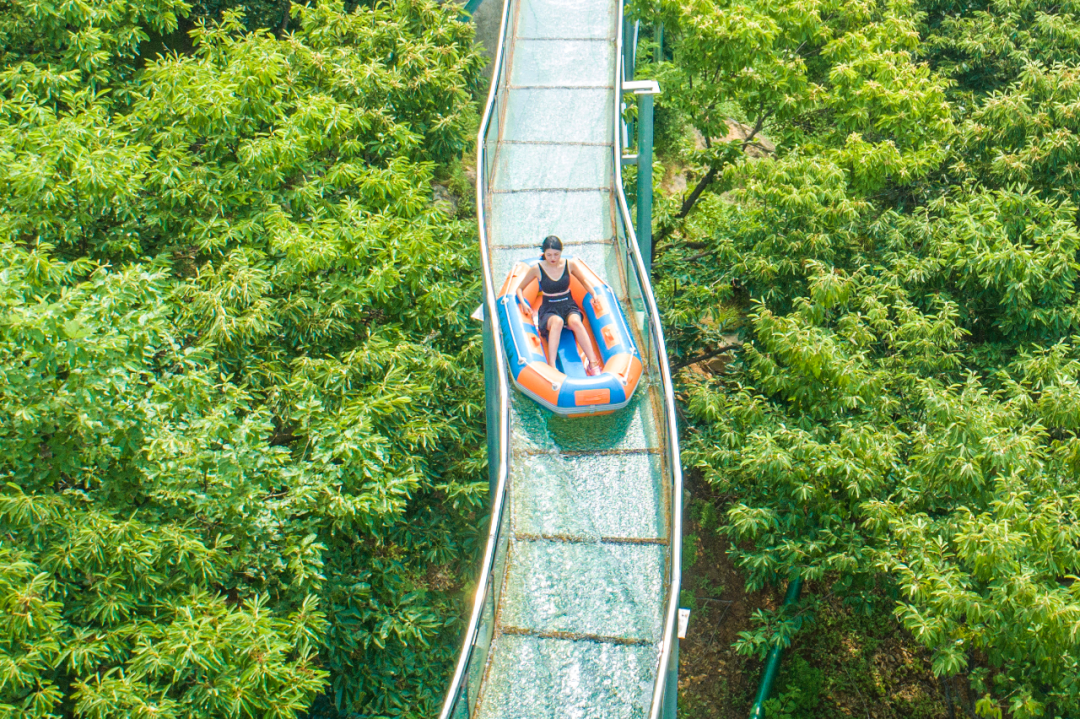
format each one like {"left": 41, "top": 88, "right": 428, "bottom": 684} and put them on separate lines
{"left": 502, "top": 296, "right": 529, "bottom": 365}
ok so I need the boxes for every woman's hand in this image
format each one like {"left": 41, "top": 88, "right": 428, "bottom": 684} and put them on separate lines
{"left": 517, "top": 293, "right": 533, "bottom": 317}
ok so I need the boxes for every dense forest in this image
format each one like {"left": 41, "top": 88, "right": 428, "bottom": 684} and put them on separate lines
{"left": 1, "top": 0, "right": 1079, "bottom": 717}
{"left": 632, "top": 0, "right": 1080, "bottom": 716}
{"left": 0, "top": 0, "right": 487, "bottom": 716}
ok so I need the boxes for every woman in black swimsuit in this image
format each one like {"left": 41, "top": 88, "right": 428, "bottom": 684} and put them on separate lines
{"left": 515, "top": 236, "right": 603, "bottom": 376}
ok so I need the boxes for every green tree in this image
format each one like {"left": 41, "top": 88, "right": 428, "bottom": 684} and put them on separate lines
{"left": 0, "top": 0, "right": 487, "bottom": 716}
{"left": 629, "top": 0, "right": 952, "bottom": 252}
{"left": 650, "top": 0, "right": 1080, "bottom": 714}
{"left": 677, "top": 178, "right": 1080, "bottom": 714}
{"left": 920, "top": 0, "right": 1080, "bottom": 95}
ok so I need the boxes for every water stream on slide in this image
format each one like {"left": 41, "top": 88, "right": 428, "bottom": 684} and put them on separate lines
{"left": 446, "top": 0, "right": 677, "bottom": 715}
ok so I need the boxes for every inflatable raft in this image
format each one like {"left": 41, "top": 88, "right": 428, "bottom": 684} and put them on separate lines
{"left": 496, "top": 258, "right": 643, "bottom": 415}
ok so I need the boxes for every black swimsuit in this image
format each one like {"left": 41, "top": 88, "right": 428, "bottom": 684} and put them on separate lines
{"left": 537, "top": 261, "right": 582, "bottom": 337}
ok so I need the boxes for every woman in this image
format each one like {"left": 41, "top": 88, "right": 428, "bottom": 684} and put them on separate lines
{"left": 515, "top": 235, "right": 603, "bottom": 377}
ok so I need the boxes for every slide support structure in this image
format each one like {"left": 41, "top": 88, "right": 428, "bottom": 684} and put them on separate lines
{"left": 623, "top": 18, "right": 636, "bottom": 139}
{"left": 662, "top": 636, "right": 679, "bottom": 719}
{"left": 482, "top": 310, "right": 499, "bottom": 498}
{"left": 637, "top": 89, "right": 654, "bottom": 274}
{"left": 623, "top": 80, "right": 661, "bottom": 275}
{"left": 748, "top": 575, "right": 804, "bottom": 719}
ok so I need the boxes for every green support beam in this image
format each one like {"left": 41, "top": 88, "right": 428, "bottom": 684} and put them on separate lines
{"left": 481, "top": 309, "right": 499, "bottom": 498}
{"left": 749, "top": 575, "right": 804, "bottom": 719}
{"left": 461, "top": 0, "right": 484, "bottom": 19}
{"left": 623, "top": 80, "right": 661, "bottom": 274}
{"left": 662, "top": 634, "right": 679, "bottom": 719}
{"left": 637, "top": 90, "right": 654, "bottom": 273}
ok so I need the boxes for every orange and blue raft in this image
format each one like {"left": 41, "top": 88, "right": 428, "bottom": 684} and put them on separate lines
{"left": 496, "top": 258, "right": 643, "bottom": 415}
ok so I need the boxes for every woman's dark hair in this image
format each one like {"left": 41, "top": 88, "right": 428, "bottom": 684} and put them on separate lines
{"left": 540, "top": 235, "right": 563, "bottom": 258}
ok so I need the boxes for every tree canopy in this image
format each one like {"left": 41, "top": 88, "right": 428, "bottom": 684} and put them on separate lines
{"left": 0, "top": 0, "right": 487, "bottom": 716}
{"left": 8, "top": 0, "right": 1080, "bottom": 715}
{"left": 630, "top": 0, "right": 1080, "bottom": 715}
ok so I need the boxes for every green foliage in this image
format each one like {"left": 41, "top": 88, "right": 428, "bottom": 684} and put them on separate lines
{"left": 629, "top": 0, "right": 953, "bottom": 240}
{"left": 654, "top": 0, "right": 1080, "bottom": 714}
{"left": 0, "top": 0, "right": 187, "bottom": 88}
{"left": 735, "top": 596, "right": 815, "bottom": 659}
{"left": 762, "top": 657, "right": 822, "bottom": 719}
{"left": 0, "top": 250, "right": 329, "bottom": 719}
{"left": 0, "top": 0, "right": 486, "bottom": 716}
{"left": 676, "top": 166, "right": 1080, "bottom": 712}
{"left": 920, "top": 0, "right": 1080, "bottom": 95}
{"left": 956, "top": 63, "right": 1080, "bottom": 205}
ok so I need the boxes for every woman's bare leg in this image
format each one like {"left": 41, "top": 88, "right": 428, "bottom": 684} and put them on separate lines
{"left": 567, "top": 314, "right": 601, "bottom": 369}
{"left": 546, "top": 315, "right": 564, "bottom": 367}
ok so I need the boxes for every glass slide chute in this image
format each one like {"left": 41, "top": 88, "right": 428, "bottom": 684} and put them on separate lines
{"left": 440, "top": 0, "right": 682, "bottom": 715}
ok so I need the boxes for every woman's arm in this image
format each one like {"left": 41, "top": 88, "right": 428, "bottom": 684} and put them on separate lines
{"left": 568, "top": 259, "right": 592, "bottom": 289}
{"left": 515, "top": 265, "right": 540, "bottom": 316}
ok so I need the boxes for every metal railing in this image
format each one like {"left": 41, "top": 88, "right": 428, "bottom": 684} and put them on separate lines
{"left": 612, "top": 1, "right": 684, "bottom": 715}
{"left": 438, "top": 0, "right": 683, "bottom": 713}
{"left": 435, "top": 0, "right": 515, "bottom": 710}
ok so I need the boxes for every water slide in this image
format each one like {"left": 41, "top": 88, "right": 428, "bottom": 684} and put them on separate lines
{"left": 440, "top": 0, "right": 683, "bottom": 716}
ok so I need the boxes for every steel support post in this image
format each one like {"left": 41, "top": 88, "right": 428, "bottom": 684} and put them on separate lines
{"left": 623, "top": 16, "right": 635, "bottom": 140}
{"left": 622, "top": 80, "right": 660, "bottom": 270}
{"left": 481, "top": 309, "right": 499, "bottom": 499}
{"left": 661, "top": 635, "right": 679, "bottom": 719}
{"left": 636, "top": 90, "right": 654, "bottom": 274}
{"left": 749, "top": 575, "right": 804, "bottom": 719}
